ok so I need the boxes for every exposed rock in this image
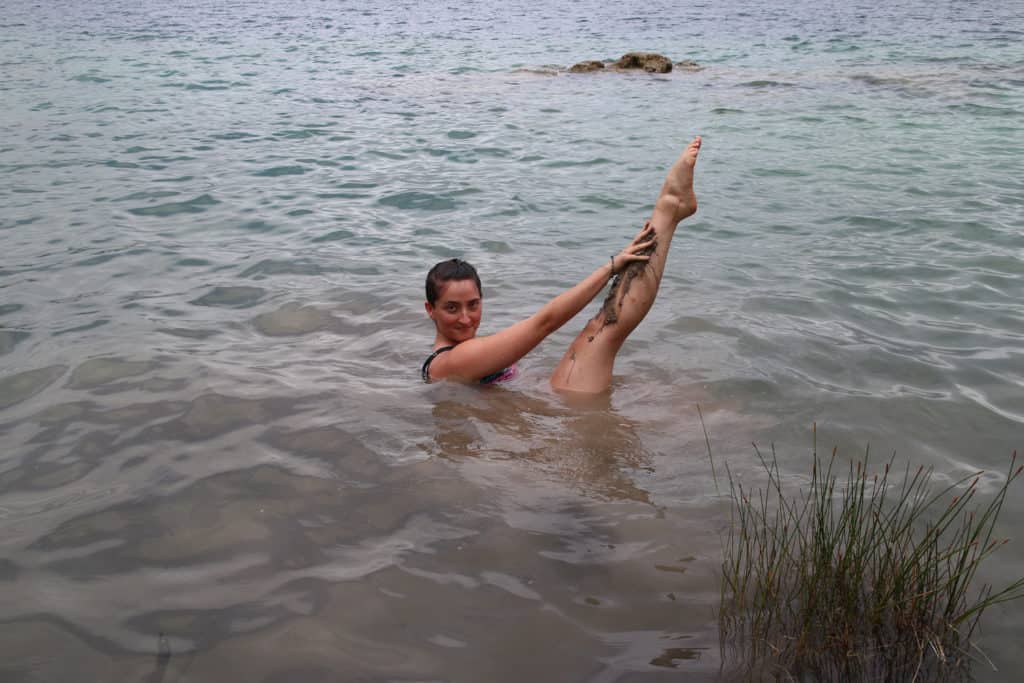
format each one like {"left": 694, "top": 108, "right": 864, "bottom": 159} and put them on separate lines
{"left": 613, "top": 52, "right": 673, "bottom": 73}
{"left": 569, "top": 60, "right": 606, "bottom": 73}
{"left": 675, "top": 59, "right": 703, "bottom": 71}
{"left": 565, "top": 53, "right": 700, "bottom": 75}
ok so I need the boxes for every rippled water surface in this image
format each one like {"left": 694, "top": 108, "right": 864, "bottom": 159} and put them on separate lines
{"left": 1, "top": 0, "right": 1023, "bottom": 680}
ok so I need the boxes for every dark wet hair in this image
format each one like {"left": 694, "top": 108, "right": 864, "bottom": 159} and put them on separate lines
{"left": 425, "top": 258, "right": 482, "bottom": 305}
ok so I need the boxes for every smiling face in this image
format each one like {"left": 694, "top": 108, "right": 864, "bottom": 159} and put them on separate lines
{"left": 425, "top": 278, "right": 482, "bottom": 344}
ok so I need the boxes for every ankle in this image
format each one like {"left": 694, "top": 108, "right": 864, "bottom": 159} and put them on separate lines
{"left": 654, "top": 196, "right": 683, "bottom": 222}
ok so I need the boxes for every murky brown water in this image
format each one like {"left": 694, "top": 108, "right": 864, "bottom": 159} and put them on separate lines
{"left": 0, "top": 357, "right": 752, "bottom": 681}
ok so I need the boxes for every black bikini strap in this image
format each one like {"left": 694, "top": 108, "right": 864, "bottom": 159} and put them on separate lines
{"left": 421, "top": 346, "right": 455, "bottom": 382}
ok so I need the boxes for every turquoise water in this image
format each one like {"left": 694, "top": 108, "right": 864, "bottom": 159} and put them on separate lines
{"left": 1, "top": 0, "right": 1023, "bottom": 679}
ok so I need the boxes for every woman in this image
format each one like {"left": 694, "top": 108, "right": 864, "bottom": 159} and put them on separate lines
{"left": 422, "top": 136, "right": 701, "bottom": 394}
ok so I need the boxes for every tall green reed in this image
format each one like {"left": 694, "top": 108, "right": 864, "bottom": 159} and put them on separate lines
{"left": 711, "top": 421, "right": 1024, "bottom": 681}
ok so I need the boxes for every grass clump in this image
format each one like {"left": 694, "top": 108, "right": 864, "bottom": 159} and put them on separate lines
{"left": 715, "top": 424, "right": 1024, "bottom": 681}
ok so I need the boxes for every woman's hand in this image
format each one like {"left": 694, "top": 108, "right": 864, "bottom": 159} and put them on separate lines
{"left": 611, "top": 223, "right": 655, "bottom": 275}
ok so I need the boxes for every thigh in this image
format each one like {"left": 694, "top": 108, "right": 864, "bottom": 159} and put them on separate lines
{"left": 549, "top": 315, "right": 623, "bottom": 393}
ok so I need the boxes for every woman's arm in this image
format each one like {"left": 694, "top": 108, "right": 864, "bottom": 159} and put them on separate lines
{"left": 429, "top": 225, "right": 654, "bottom": 382}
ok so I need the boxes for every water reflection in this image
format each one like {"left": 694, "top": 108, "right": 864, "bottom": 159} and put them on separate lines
{"left": 4, "top": 461, "right": 482, "bottom": 655}
{"left": 0, "top": 365, "right": 67, "bottom": 410}
{"left": 429, "top": 386, "right": 654, "bottom": 504}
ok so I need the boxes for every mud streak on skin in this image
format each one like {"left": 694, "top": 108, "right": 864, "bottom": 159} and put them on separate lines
{"left": 591, "top": 220, "right": 658, "bottom": 338}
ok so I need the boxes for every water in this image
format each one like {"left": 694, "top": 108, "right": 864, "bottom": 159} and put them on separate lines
{"left": 1, "top": 0, "right": 1022, "bottom": 679}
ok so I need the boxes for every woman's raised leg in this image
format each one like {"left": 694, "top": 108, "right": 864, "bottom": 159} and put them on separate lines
{"left": 550, "top": 136, "right": 701, "bottom": 393}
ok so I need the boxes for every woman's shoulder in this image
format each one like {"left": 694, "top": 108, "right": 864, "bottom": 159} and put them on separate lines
{"left": 421, "top": 345, "right": 455, "bottom": 382}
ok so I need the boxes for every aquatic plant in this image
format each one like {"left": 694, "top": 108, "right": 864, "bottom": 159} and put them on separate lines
{"left": 710, "top": 420, "right": 1024, "bottom": 681}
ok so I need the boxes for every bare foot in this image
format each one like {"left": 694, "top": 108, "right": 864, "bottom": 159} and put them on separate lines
{"left": 658, "top": 135, "right": 701, "bottom": 223}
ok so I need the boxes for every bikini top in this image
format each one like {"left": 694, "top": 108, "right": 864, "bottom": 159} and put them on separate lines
{"left": 421, "top": 346, "right": 518, "bottom": 385}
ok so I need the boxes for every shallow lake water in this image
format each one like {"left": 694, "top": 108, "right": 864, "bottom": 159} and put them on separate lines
{"left": 1, "top": 0, "right": 1022, "bottom": 680}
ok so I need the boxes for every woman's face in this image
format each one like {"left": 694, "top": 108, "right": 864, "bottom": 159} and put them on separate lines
{"left": 425, "top": 278, "right": 482, "bottom": 343}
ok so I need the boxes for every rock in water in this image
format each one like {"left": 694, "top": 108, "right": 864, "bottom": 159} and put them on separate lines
{"left": 569, "top": 60, "right": 606, "bottom": 73}
{"left": 566, "top": 53, "right": 699, "bottom": 75}
{"left": 613, "top": 52, "right": 673, "bottom": 73}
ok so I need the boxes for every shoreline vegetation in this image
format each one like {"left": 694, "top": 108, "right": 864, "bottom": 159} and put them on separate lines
{"left": 704, "top": 417, "right": 1024, "bottom": 681}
